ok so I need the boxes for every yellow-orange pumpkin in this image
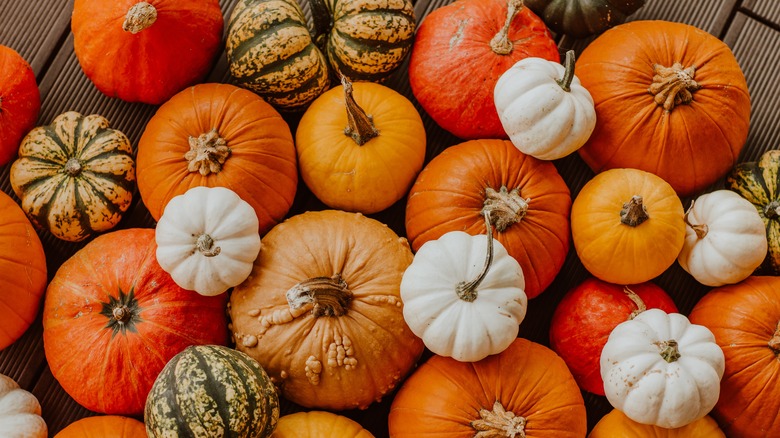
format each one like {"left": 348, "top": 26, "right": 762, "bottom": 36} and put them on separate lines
{"left": 271, "top": 411, "right": 373, "bottom": 438}
{"left": 54, "top": 416, "right": 146, "bottom": 437}
{"left": 589, "top": 409, "right": 725, "bottom": 437}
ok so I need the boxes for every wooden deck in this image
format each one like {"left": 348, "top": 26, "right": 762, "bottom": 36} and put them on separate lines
{"left": 1, "top": 0, "right": 778, "bottom": 436}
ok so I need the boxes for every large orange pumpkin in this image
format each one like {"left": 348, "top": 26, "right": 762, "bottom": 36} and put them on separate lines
{"left": 272, "top": 411, "right": 373, "bottom": 438}
{"left": 137, "top": 83, "right": 298, "bottom": 234}
{"left": 0, "top": 45, "right": 40, "bottom": 166}
{"left": 589, "top": 409, "right": 725, "bottom": 437}
{"left": 388, "top": 337, "right": 587, "bottom": 437}
{"left": 54, "top": 416, "right": 146, "bottom": 437}
{"left": 575, "top": 20, "right": 750, "bottom": 196}
{"left": 43, "top": 228, "right": 229, "bottom": 416}
{"left": 405, "top": 139, "right": 570, "bottom": 298}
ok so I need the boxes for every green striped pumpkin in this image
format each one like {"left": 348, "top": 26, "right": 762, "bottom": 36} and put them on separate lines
{"left": 726, "top": 150, "right": 780, "bottom": 275}
{"left": 145, "top": 345, "right": 280, "bottom": 438}
{"left": 9, "top": 111, "right": 135, "bottom": 242}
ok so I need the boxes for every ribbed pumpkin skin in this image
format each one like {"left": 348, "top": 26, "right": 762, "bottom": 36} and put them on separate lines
{"left": 272, "top": 411, "right": 374, "bottom": 438}
{"left": 524, "top": 0, "right": 646, "bottom": 38}
{"left": 589, "top": 410, "right": 725, "bottom": 438}
{"left": 145, "top": 345, "right": 279, "bottom": 438}
{"left": 0, "top": 45, "right": 40, "bottom": 166}
{"left": 43, "top": 229, "right": 229, "bottom": 416}
{"left": 54, "top": 416, "right": 146, "bottom": 438}
{"left": 405, "top": 139, "right": 571, "bottom": 299}
{"left": 136, "top": 83, "right": 298, "bottom": 235}
{"left": 227, "top": 0, "right": 330, "bottom": 111}
{"left": 10, "top": 111, "right": 136, "bottom": 242}
{"left": 0, "top": 190, "right": 46, "bottom": 351}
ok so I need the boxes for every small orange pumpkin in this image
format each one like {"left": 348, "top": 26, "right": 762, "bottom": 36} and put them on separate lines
{"left": 54, "top": 416, "right": 146, "bottom": 438}
{"left": 271, "top": 411, "right": 373, "bottom": 438}
{"left": 589, "top": 410, "right": 725, "bottom": 438}
{"left": 0, "top": 45, "right": 40, "bottom": 166}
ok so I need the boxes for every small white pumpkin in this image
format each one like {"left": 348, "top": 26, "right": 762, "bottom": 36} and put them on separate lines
{"left": 155, "top": 186, "right": 262, "bottom": 296}
{"left": 0, "top": 373, "right": 47, "bottom": 437}
{"left": 494, "top": 49, "right": 596, "bottom": 161}
{"left": 400, "top": 213, "right": 527, "bottom": 362}
{"left": 678, "top": 189, "right": 767, "bottom": 287}
{"left": 600, "top": 308, "right": 725, "bottom": 429}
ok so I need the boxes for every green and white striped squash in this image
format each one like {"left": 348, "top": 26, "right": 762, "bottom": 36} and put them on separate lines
{"left": 10, "top": 111, "right": 135, "bottom": 242}
{"left": 145, "top": 345, "right": 280, "bottom": 438}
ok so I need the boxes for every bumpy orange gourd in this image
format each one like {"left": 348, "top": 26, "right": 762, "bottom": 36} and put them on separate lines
{"left": 271, "top": 411, "right": 373, "bottom": 438}
{"left": 0, "top": 45, "right": 39, "bottom": 166}
{"left": 54, "top": 416, "right": 146, "bottom": 437}
{"left": 589, "top": 409, "right": 725, "bottom": 437}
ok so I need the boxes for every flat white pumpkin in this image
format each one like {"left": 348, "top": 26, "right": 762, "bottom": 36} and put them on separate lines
{"left": 494, "top": 50, "right": 596, "bottom": 160}
{"left": 600, "top": 308, "right": 725, "bottom": 429}
{"left": 155, "top": 186, "right": 262, "bottom": 296}
{"left": 0, "top": 373, "right": 47, "bottom": 437}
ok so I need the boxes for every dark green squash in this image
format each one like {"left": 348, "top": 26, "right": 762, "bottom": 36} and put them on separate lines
{"left": 726, "top": 150, "right": 780, "bottom": 275}
{"left": 524, "top": 0, "right": 646, "bottom": 38}
{"left": 145, "top": 345, "right": 280, "bottom": 438}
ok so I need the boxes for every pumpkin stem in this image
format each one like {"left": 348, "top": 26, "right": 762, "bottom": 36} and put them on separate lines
{"left": 64, "top": 158, "right": 82, "bottom": 176}
{"left": 342, "top": 75, "right": 379, "bottom": 146}
{"left": 471, "top": 400, "right": 526, "bottom": 438}
{"left": 184, "top": 129, "right": 231, "bottom": 176}
{"left": 764, "top": 200, "right": 780, "bottom": 219}
{"left": 657, "top": 340, "right": 681, "bottom": 363}
{"left": 489, "top": 0, "right": 524, "bottom": 55}
{"left": 624, "top": 286, "right": 647, "bottom": 320}
{"left": 123, "top": 2, "right": 158, "bottom": 34}
{"left": 684, "top": 200, "right": 708, "bottom": 239}
{"left": 456, "top": 211, "right": 495, "bottom": 302}
{"left": 557, "top": 50, "right": 576, "bottom": 92}
{"left": 195, "top": 233, "right": 221, "bottom": 257}
{"left": 112, "top": 306, "right": 130, "bottom": 323}
{"left": 620, "top": 195, "right": 649, "bottom": 227}
{"left": 648, "top": 63, "right": 700, "bottom": 112}
{"left": 768, "top": 321, "right": 780, "bottom": 354}
{"left": 286, "top": 273, "right": 353, "bottom": 317}
{"left": 482, "top": 186, "right": 530, "bottom": 232}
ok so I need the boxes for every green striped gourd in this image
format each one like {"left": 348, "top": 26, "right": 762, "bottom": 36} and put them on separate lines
{"left": 145, "top": 345, "right": 279, "bottom": 438}
{"left": 10, "top": 111, "right": 135, "bottom": 242}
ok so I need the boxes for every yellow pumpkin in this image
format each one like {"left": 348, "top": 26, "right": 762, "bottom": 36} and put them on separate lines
{"left": 590, "top": 409, "right": 725, "bottom": 437}
{"left": 271, "top": 411, "right": 373, "bottom": 438}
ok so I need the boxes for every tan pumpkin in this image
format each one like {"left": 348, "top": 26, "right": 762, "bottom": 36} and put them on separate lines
{"left": 589, "top": 409, "right": 725, "bottom": 438}
{"left": 271, "top": 411, "right": 373, "bottom": 437}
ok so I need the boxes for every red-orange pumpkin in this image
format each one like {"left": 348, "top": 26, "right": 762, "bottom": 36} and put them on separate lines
{"left": 43, "top": 228, "right": 229, "bottom": 416}
{"left": 405, "top": 139, "right": 571, "bottom": 298}
{"left": 0, "top": 45, "right": 40, "bottom": 166}
{"left": 72, "top": 0, "right": 223, "bottom": 104}
{"left": 54, "top": 416, "right": 146, "bottom": 437}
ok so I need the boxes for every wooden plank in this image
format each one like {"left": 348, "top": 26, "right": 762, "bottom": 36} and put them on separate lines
{"left": 0, "top": 0, "right": 73, "bottom": 76}
{"left": 742, "top": 0, "right": 780, "bottom": 24}
{"left": 31, "top": 367, "right": 97, "bottom": 435}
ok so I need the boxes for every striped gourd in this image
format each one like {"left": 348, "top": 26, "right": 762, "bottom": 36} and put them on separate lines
{"left": 226, "top": 0, "right": 330, "bottom": 111}
{"left": 10, "top": 111, "right": 135, "bottom": 242}
{"left": 145, "top": 345, "right": 279, "bottom": 438}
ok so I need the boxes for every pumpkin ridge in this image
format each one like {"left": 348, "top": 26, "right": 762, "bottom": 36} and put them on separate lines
{"left": 70, "top": 175, "right": 118, "bottom": 235}
{"left": 229, "top": 19, "right": 311, "bottom": 68}
{"left": 238, "top": 43, "right": 320, "bottom": 87}
{"left": 227, "top": 346, "right": 279, "bottom": 436}
{"left": 80, "top": 171, "right": 136, "bottom": 203}
{"left": 190, "top": 346, "right": 235, "bottom": 434}
{"left": 331, "top": 23, "right": 414, "bottom": 49}
{"left": 688, "top": 99, "right": 740, "bottom": 164}
{"left": 41, "top": 125, "right": 73, "bottom": 159}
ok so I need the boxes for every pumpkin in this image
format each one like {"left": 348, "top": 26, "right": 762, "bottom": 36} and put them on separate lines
{"left": 678, "top": 190, "right": 767, "bottom": 286}
{"left": 408, "top": 0, "right": 559, "bottom": 139}
{"left": 589, "top": 409, "right": 725, "bottom": 438}
{"left": 296, "top": 76, "right": 426, "bottom": 214}
{"left": 226, "top": 0, "right": 330, "bottom": 111}
{"left": 43, "top": 228, "right": 229, "bottom": 416}
{"left": 726, "top": 149, "right": 780, "bottom": 274}
{"left": 0, "top": 190, "right": 47, "bottom": 351}
{"left": 575, "top": 20, "right": 750, "bottom": 197}
{"left": 136, "top": 83, "right": 298, "bottom": 235}
{"left": 272, "top": 411, "right": 373, "bottom": 438}
{"left": 405, "top": 139, "right": 571, "bottom": 299}
{"left": 72, "top": 0, "right": 223, "bottom": 104}
{"left": 571, "top": 168, "right": 685, "bottom": 285}
{"left": 10, "top": 111, "right": 136, "bottom": 242}
{"left": 524, "top": 0, "right": 647, "bottom": 38}
{"left": 688, "top": 276, "right": 780, "bottom": 437}
{"left": 494, "top": 49, "right": 596, "bottom": 160}
{"left": 549, "top": 277, "right": 678, "bottom": 395}
{"left": 155, "top": 186, "right": 262, "bottom": 296}
{"left": 54, "top": 416, "right": 146, "bottom": 437}
{"left": 0, "top": 373, "right": 47, "bottom": 437}
{"left": 145, "top": 345, "right": 279, "bottom": 438}
{"left": 601, "top": 308, "right": 724, "bottom": 428}
{"left": 388, "top": 337, "right": 587, "bottom": 437}
{"left": 0, "top": 45, "right": 40, "bottom": 166}
{"left": 230, "top": 210, "right": 424, "bottom": 410}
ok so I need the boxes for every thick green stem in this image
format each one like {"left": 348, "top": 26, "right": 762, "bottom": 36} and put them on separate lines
{"left": 648, "top": 63, "right": 700, "bottom": 111}
{"left": 342, "top": 75, "right": 379, "bottom": 146}
{"left": 286, "top": 273, "right": 353, "bottom": 317}
{"left": 658, "top": 340, "right": 681, "bottom": 363}
{"left": 557, "top": 50, "right": 576, "bottom": 92}
{"left": 482, "top": 186, "right": 530, "bottom": 232}
{"left": 620, "top": 195, "right": 649, "bottom": 227}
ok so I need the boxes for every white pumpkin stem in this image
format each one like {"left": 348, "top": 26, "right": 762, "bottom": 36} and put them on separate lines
{"left": 557, "top": 50, "right": 576, "bottom": 92}
{"left": 64, "top": 158, "right": 82, "bottom": 176}
{"left": 489, "top": 0, "right": 524, "bottom": 55}
{"left": 684, "top": 200, "right": 708, "bottom": 239}
{"left": 769, "top": 321, "right": 780, "bottom": 353}
{"left": 482, "top": 186, "right": 530, "bottom": 232}
{"left": 623, "top": 286, "right": 646, "bottom": 320}
{"left": 657, "top": 340, "right": 681, "bottom": 363}
{"left": 471, "top": 400, "right": 526, "bottom": 438}
{"left": 123, "top": 2, "right": 158, "bottom": 34}
{"left": 620, "top": 195, "right": 649, "bottom": 227}
{"left": 648, "top": 63, "right": 700, "bottom": 112}
{"left": 184, "top": 129, "right": 231, "bottom": 176}
{"left": 195, "top": 233, "right": 221, "bottom": 257}
{"left": 456, "top": 211, "right": 495, "bottom": 302}
{"left": 342, "top": 75, "right": 379, "bottom": 146}
{"left": 286, "top": 273, "right": 353, "bottom": 317}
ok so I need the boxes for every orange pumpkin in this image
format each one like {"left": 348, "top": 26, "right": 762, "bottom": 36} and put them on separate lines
{"left": 0, "top": 190, "right": 46, "bottom": 351}
{"left": 688, "top": 276, "right": 780, "bottom": 437}
{"left": 72, "top": 0, "right": 223, "bottom": 104}
{"left": 54, "top": 416, "right": 146, "bottom": 437}
{"left": 388, "top": 337, "right": 587, "bottom": 437}
{"left": 575, "top": 20, "right": 750, "bottom": 196}
{"left": 272, "top": 411, "right": 373, "bottom": 438}
{"left": 405, "top": 139, "right": 570, "bottom": 298}
{"left": 0, "top": 45, "right": 40, "bottom": 166}
{"left": 589, "top": 409, "right": 725, "bottom": 437}
{"left": 136, "top": 83, "right": 297, "bottom": 234}
{"left": 229, "top": 210, "right": 424, "bottom": 410}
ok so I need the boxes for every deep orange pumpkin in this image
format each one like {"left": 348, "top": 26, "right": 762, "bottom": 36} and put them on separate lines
{"left": 575, "top": 20, "right": 750, "bottom": 196}
{"left": 72, "top": 0, "right": 223, "bottom": 104}
{"left": 42, "top": 228, "right": 229, "bottom": 416}
{"left": 54, "top": 416, "right": 146, "bottom": 438}
{"left": 0, "top": 45, "right": 40, "bottom": 166}
{"left": 405, "top": 139, "right": 571, "bottom": 298}
{"left": 408, "top": 0, "right": 559, "bottom": 139}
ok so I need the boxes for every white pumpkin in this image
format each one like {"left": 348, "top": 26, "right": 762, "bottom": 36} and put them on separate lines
{"left": 678, "top": 190, "right": 767, "bottom": 287}
{"left": 400, "top": 215, "right": 527, "bottom": 362}
{"left": 0, "top": 373, "right": 47, "bottom": 437}
{"left": 494, "top": 49, "right": 596, "bottom": 160}
{"left": 600, "top": 308, "right": 725, "bottom": 429}
{"left": 155, "top": 186, "right": 262, "bottom": 296}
